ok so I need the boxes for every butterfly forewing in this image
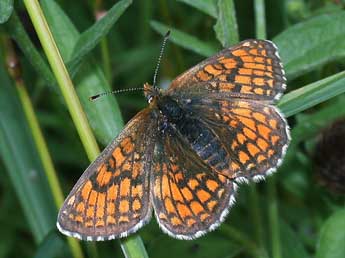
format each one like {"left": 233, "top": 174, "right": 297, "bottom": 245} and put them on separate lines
{"left": 167, "top": 39, "right": 286, "bottom": 101}
{"left": 151, "top": 131, "right": 236, "bottom": 239}
{"left": 57, "top": 109, "right": 156, "bottom": 241}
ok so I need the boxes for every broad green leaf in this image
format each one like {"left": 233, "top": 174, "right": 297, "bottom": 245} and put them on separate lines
{"left": 278, "top": 71, "right": 345, "bottom": 117}
{"left": 150, "top": 20, "right": 217, "bottom": 57}
{"left": 0, "top": 51, "right": 56, "bottom": 243}
{"left": 4, "top": 12, "right": 55, "bottom": 86}
{"left": 177, "top": 0, "right": 217, "bottom": 18}
{"left": 41, "top": 0, "right": 124, "bottom": 145}
{"left": 67, "top": 0, "right": 132, "bottom": 77}
{"left": 213, "top": 0, "right": 239, "bottom": 47}
{"left": 0, "top": 0, "right": 13, "bottom": 24}
{"left": 274, "top": 11, "right": 345, "bottom": 79}
{"left": 316, "top": 209, "right": 345, "bottom": 258}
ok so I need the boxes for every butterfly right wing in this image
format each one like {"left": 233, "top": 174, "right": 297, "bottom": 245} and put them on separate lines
{"left": 57, "top": 109, "right": 156, "bottom": 241}
{"left": 184, "top": 97, "right": 290, "bottom": 182}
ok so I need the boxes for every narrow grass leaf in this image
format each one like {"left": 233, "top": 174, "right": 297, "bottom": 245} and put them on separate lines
{"left": 0, "top": 0, "right": 13, "bottom": 23}
{"left": 4, "top": 12, "right": 55, "bottom": 85}
{"left": 148, "top": 234, "right": 241, "bottom": 258}
{"left": 280, "top": 221, "right": 310, "bottom": 258}
{"left": 254, "top": 0, "right": 267, "bottom": 39}
{"left": 121, "top": 235, "right": 149, "bottom": 258}
{"left": 213, "top": 0, "right": 239, "bottom": 46}
{"left": 291, "top": 97, "right": 345, "bottom": 144}
{"left": 278, "top": 71, "right": 345, "bottom": 117}
{"left": 274, "top": 11, "right": 345, "bottom": 79}
{"left": 67, "top": 0, "right": 132, "bottom": 77}
{"left": 0, "top": 54, "right": 56, "bottom": 243}
{"left": 177, "top": 0, "right": 217, "bottom": 18}
{"left": 316, "top": 209, "right": 345, "bottom": 258}
{"left": 150, "top": 20, "right": 217, "bottom": 57}
{"left": 34, "top": 232, "right": 67, "bottom": 258}
{"left": 41, "top": 0, "right": 124, "bottom": 145}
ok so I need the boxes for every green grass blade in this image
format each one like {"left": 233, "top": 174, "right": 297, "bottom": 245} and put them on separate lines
{"left": 291, "top": 98, "right": 345, "bottom": 144}
{"left": 177, "top": 0, "right": 217, "bottom": 18}
{"left": 25, "top": 1, "right": 149, "bottom": 257}
{"left": 213, "top": 0, "right": 239, "bottom": 47}
{"left": 274, "top": 11, "right": 345, "bottom": 79}
{"left": 4, "top": 11, "right": 56, "bottom": 85}
{"left": 121, "top": 236, "right": 149, "bottom": 258}
{"left": 280, "top": 221, "right": 310, "bottom": 258}
{"left": 67, "top": 0, "right": 132, "bottom": 77}
{"left": 41, "top": 0, "right": 124, "bottom": 145}
{"left": 253, "top": 2, "right": 281, "bottom": 257}
{"left": 0, "top": 0, "right": 13, "bottom": 23}
{"left": 254, "top": 0, "right": 267, "bottom": 39}
{"left": 278, "top": 71, "right": 345, "bottom": 117}
{"left": 34, "top": 232, "right": 66, "bottom": 258}
{"left": 0, "top": 50, "right": 56, "bottom": 243}
{"left": 24, "top": 0, "right": 100, "bottom": 161}
{"left": 150, "top": 20, "right": 217, "bottom": 57}
{"left": 316, "top": 209, "right": 345, "bottom": 258}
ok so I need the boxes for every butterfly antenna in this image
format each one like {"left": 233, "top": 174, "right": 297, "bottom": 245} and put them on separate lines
{"left": 89, "top": 87, "right": 144, "bottom": 101}
{"left": 152, "top": 30, "right": 171, "bottom": 88}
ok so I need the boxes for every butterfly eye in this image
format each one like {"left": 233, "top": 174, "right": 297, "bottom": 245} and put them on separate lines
{"left": 148, "top": 96, "right": 154, "bottom": 103}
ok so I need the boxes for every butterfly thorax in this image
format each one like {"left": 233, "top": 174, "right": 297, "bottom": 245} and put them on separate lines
{"left": 145, "top": 82, "right": 185, "bottom": 123}
{"left": 157, "top": 96, "right": 184, "bottom": 122}
{"left": 154, "top": 94, "right": 232, "bottom": 175}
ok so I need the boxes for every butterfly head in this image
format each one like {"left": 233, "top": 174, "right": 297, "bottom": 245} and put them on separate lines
{"left": 144, "top": 82, "right": 161, "bottom": 105}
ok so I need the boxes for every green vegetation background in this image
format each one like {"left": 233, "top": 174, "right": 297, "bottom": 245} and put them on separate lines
{"left": 0, "top": 0, "right": 345, "bottom": 258}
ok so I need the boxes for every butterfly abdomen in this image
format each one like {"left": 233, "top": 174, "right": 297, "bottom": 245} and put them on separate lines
{"left": 157, "top": 95, "right": 230, "bottom": 172}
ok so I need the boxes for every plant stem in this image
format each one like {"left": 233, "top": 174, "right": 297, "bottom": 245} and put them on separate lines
{"left": 249, "top": 185, "right": 265, "bottom": 248}
{"left": 94, "top": 0, "right": 112, "bottom": 85}
{"left": 2, "top": 36, "right": 84, "bottom": 258}
{"left": 254, "top": 0, "right": 267, "bottom": 39}
{"left": 22, "top": 1, "right": 149, "bottom": 257}
{"left": 100, "top": 37, "right": 112, "bottom": 84}
{"left": 121, "top": 235, "right": 149, "bottom": 258}
{"left": 23, "top": 0, "right": 100, "bottom": 162}
{"left": 222, "top": 224, "right": 268, "bottom": 258}
{"left": 254, "top": 1, "right": 282, "bottom": 257}
{"left": 267, "top": 177, "right": 281, "bottom": 258}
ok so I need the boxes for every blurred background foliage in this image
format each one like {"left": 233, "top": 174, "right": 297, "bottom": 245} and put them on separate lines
{"left": 0, "top": 0, "right": 345, "bottom": 258}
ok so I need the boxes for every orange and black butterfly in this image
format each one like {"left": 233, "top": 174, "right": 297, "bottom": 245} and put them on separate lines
{"left": 57, "top": 39, "right": 290, "bottom": 240}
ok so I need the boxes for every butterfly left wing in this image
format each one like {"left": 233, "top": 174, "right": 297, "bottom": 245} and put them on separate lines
{"left": 151, "top": 130, "right": 236, "bottom": 239}
{"left": 57, "top": 109, "right": 156, "bottom": 241}
{"left": 167, "top": 39, "right": 286, "bottom": 102}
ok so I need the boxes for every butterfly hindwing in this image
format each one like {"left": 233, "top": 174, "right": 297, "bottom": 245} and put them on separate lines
{"left": 167, "top": 39, "right": 286, "bottom": 101}
{"left": 151, "top": 130, "right": 236, "bottom": 239}
{"left": 57, "top": 109, "right": 156, "bottom": 240}
{"left": 183, "top": 97, "right": 290, "bottom": 182}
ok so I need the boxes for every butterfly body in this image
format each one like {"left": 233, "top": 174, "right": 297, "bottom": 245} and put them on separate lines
{"left": 57, "top": 39, "right": 290, "bottom": 241}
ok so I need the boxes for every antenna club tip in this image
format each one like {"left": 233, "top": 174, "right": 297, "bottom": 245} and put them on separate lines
{"left": 165, "top": 30, "right": 171, "bottom": 37}
{"left": 89, "top": 94, "right": 100, "bottom": 101}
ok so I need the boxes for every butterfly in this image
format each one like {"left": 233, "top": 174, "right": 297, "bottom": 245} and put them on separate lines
{"left": 57, "top": 39, "right": 290, "bottom": 241}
